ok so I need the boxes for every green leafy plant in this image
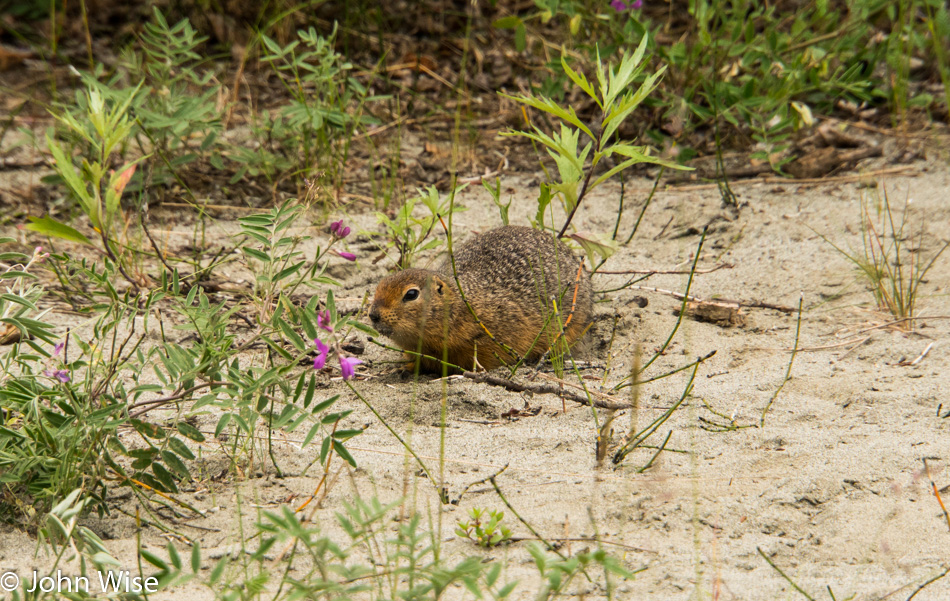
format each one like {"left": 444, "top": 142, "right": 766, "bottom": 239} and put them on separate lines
{"left": 0, "top": 273, "right": 361, "bottom": 519}
{"left": 456, "top": 507, "right": 513, "bottom": 548}
{"left": 0, "top": 267, "right": 160, "bottom": 516}
{"left": 28, "top": 10, "right": 232, "bottom": 297}
{"left": 502, "top": 35, "right": 682, "bottom": 254}
{"left": 142, "top": 497, "right": 526, "bottom": 600}
{"left": 0, "top": 241, "right": 56, "bottom": 347}
{"left": 745, "top": 104, "right": 798, "bottom": 174}
{"left": 29, "top": 83, "right": 147, "bottom": 291}
{"left": 50, "top": 8, "right": 222, "bottom": 191}
{"left": 528, "top": 541, "right": 640, "bottom": 600}
{"left": 482, "top": 178, "right": 511, "bottom": 226}
{"left": 119, "top": 7, "right": 222, "bottom": 179}
{"left": 28, "top": 490, "right": 126, "bottom": 600}
{"left": 680, "top": 0, "right": 880, "bottom": 169}
{"left": 499, "top": 0, "right": 948, "bottom": 173}
{"left": 375, "top": 185, "right": 466, "bottom": 270}
{"left": 3, "top": 200, "right": 365, "bottom": 517}
{"left": 238, "top": 200, "right": 346, "bottom": 321}
{"left": 240, "top": 25, "right": 376, "bottom": 195}
{"left": 142, "top": 278, "right": 363, "bottom": 478}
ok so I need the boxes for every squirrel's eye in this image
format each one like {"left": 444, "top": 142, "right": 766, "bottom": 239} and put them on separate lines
{"left": 402, "top": 288, "right": 420, "bottom": 302}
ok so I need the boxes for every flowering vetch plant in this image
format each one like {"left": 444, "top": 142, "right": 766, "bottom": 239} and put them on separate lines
{"left": 317, "top": 310, "right": 333, "bottom": 332}
{"left": 313, "top": 338, "right": 330, "bottom": 370}
{"left": 310, "top": 293, "right": 362, "bottom": 381}
{"left": 328, "top": 219, "right": 356, "bottom": 261}
{"left": 43, "top": 341, "right": 71, "bottom": 383}
{"left": 329, "top": 219, "right": 351, "bottom": 239}
{"left": 339, "top": 356, "right": 361, "bottom": 380}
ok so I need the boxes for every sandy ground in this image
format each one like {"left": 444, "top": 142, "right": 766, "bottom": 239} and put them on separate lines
{"left": 1, "top": 156, "right": 949, "bottom": 600}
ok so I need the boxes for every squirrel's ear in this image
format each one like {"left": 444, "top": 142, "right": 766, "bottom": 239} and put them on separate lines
{"left": 431, "top": 275, "right": 446, "bottom": 295}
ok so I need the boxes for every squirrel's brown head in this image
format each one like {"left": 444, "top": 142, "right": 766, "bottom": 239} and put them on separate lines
{"left": 369, "top": 269, "right": 455, "bottom": 351}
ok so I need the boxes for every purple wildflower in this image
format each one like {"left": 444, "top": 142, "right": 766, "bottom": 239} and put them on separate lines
{"left": 313, "top": 338, "right": 329, "bottom": 370}
{"left": 339, "top": 356, "right": 362, "bottom": 381}
{"left": 44, "top": 369, "right": 71, "bottom": 383}
{"left": 631, "top": 0, "right": 642, "bottom": 8}
{"left": 317, "top": 310, "right": 333, "bottom": 332}
{"left": 335, "top": 250, "right": 356, "bottom": 261}
{"left": 53, "top": 342, "right": 65, "bottom": 356}
{"left": 330, "top": 220, "right": 351, "bottom": 239}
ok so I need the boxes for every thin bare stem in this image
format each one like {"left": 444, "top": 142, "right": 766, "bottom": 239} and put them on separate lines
{"left": 761, "top": 294, "right": 803, "bottom": 427}
{"left": 756, "top": 547, "right": 817, "bottom": 601}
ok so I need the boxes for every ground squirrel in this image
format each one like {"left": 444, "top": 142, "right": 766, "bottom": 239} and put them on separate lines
{"left": 369, "top": 225, "right": 593, "bottom": 372}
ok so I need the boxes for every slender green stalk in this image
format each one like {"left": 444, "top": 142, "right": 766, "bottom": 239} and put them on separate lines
{"left": 623, "top": 226, "right": 707, "bottom": 383}
{"left": 345, "top": 381, "right": 446, "bottom": 504}
{"left": 757, "top": 547, "right": 817, "bottom": 601}
{"left": 761, "top": 294, "right": 803, "bottom": 427}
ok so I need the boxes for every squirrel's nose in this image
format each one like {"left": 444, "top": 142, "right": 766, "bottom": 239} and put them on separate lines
{"left": 369, "top": 308, "right": 380, "bottom": 325}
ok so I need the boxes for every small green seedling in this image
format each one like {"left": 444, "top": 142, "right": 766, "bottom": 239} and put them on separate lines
{"left": 455, "top": 508, "right": 513, "bottom": 548}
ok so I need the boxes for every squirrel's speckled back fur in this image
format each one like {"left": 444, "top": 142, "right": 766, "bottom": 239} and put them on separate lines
{"left": 369, "top": 226, "right": 593, "bottom": 372}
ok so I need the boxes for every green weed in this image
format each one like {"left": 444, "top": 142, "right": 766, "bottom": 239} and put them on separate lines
{"left": 502, "top": 35, "right": 684, "bottom": 256}
{"left": 375, "top": 185, "right": 466, "bottom": 270}
{"left": 139, "top": 494, "right": 629, "bottom": 599}
{"left": 820, "top": 187, "right": 950, "bottom": 328}
{"left": 237, "top": 200, "right": 342, "bottom": 320}
{"left": 119, "top": 7, "right": 222, "bottom": 180}
{"left": 241, "top": 24, "right": 377, "bottom": 197}
{"left": 4, "top": 195, "right": 364, "bottom": 518}
{"left": 499, "top": 0, "right": 946, "bottom": 172}
{"left": 456, "top": 508, "right": 513, "bottom": 548}
{"left": 29, "top": 84, "right": 146, "bottom": 291}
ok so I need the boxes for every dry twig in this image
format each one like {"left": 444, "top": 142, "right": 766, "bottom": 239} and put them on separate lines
{"left": 461, "top": 371, "right": 629, "bottom": 410}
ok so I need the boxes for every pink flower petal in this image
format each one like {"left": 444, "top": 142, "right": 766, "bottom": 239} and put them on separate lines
{"left": 313, "top": 338, "right": 330, "bottom": 370}
{"left": 339, "top": 356, "right": 362, "bottom": 380}
{"left": 44, "top": 368, "right": 71, "bottom": 383}
{"left": 317, "top": 311, "right": 333, "bottom": 332}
